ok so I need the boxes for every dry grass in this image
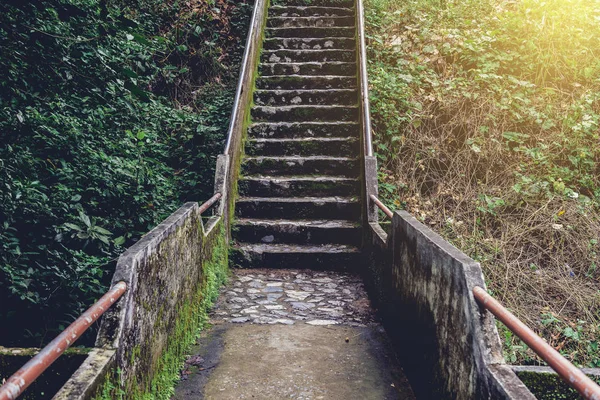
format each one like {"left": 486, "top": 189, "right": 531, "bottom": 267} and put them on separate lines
{"left": 367, "top": 0, "right": 600, "bottom": 366}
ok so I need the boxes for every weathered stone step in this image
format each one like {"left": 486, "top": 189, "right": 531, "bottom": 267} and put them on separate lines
{"left": 233, "top": 219, "right": 361, "bottom": 245}
{"left": 259, "top": 62, "right": 356, "bottom": 76}
{"left": 263, "top": 49, "right": 355, "bottom": 63}
{"left": 267, "top": 16, "right": 355, "bottom": 28}
{"left": 235, "top": 197, "right": 360, "bottom": 220}
{"left": 256, "top": 75, "right": 356, "bottom": 90}
{"left": 230, "top": 243, "right": 360, "bottom": 270}
{"left": 238, "top": 176, "right": 359, "bottom": 197}
{"left": 249, "top": 122, "right": 358, "bottom": 139}
{"left": 266, "top": 27, "right": 355, "bottom": 39}
{"left": 254, "top": 89, "right": 357, "bottom": 106}
{"left": 268, "top": 6, "right": 355, "bottom": 17}
{"left": 252, "top": 105, "right": 358, "bottom": 122}
{"left": 246, "top": 137, "right": 358, "bottom": 156}
{"left": 242, "top": 156, "right": 358, "bottom": 176}
{"left": 263, "top": 37, "right": 355, "bottom": 50}
{"left": 271, "top": 0, "right": 355, "bottom": 7}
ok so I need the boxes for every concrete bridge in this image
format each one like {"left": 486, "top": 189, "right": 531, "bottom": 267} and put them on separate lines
{"left": 1, "top": 0, "right": 600, "bottom": 399}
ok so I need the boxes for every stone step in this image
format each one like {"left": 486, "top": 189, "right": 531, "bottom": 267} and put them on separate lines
{"left": 271, "top": 0, "right": 355, "bottom": 7}
{"left": 256, "top": 75, "right": 356, "bottom": 90}
{"left": 254, "top": 89, "right": 357, "bottom": 106}
{"left": 241, "top": 156, "right": 358, "bottom": 176}
{"left": 263, "top": 49, "right": 355, "bottom": 63}
{"left": 233, "top": 219, "right": 361, "bottom": 245}
{"left": 268, "top": 6, "right": 355, "bottom": 17}
{"left": 235, "top": 197, "right": 360, "bottom": 220}
{"left": 259, "top": 62, "right": 356, "bottom": 76}
{"left": 229, "top": 243, "right": 360, "bottom": 270}
{"left": 251, "top": 105, "right": 358, "bottom": 122}
{"left": 266, "top": 27, "right": 355, "bottom": 39}
{"left": 267, "top": 16, "right": 355, "bottom": 28}
{"left": 238, "top": 176, "right": 359, "bottom": 197}
{"left": 263, "top": 37, "right": 355, "bottom": 50}
{"left": 246, "top": 137, "right": 358, "bottom": 156}
{"left": 249, "top": 122, "right": 358, "bottom": 139}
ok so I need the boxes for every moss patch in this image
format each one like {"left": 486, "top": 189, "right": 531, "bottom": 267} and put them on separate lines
{"left": 516, "top": 370, "right": 600, "bottom": 400}
{"left": 93, "top": 224, "right": 228, "bottom": 400}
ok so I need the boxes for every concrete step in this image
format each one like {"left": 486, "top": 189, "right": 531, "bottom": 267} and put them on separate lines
{"left": 251, "top": 105, "right": 358, "bottom": 122}
{"left": 233, "top": 219, "right": 361, "bottom": 245}
{"left": 263, "top": 49, "right": 355, "bottom": 63}
{"left": 242, "top": 156, "right": 358, "bottom": 176}
{"left": 267, "top": 16, "right": 355, "bottom": 28}
{"left": 246, "top": 137, "right": 358, "bottom": 156}
{"left": 266, "top": 27, "right": 355, "bottom": 38}
{"left": 235, "top": 196, "right": 360, "bottom": 220}
{"left": 229, "top": 243, "right": 360, "bottom": 270}
{"left": 256, "top": 75, "right": 356, "bottom": 90}
{"left": 259, "top": 62, "right": 356, "bottom": 76}
{"left": 254, "top": 89, "right": 357, "bottom": 106}
{"left": 249, "top": 122, "right": 358, "bottom": 139}
{"left": 238, "top": 176, "right": 359, "bottom": 197}
{"left": 271, "top": 0, "right": 355, "bottom": 7}
{"left": 263, "top": 37, "right": 355, "bottom": 50}
{"left": 268, "top": 6, "right": 355, "bottom": 17}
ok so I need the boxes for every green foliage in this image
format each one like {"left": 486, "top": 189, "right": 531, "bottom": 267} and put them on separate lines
{"left": 0, "top": 0, "right": 251, "bottom": 344}
{"left": 366, "top": 0, "right": 600, "bottom": 366}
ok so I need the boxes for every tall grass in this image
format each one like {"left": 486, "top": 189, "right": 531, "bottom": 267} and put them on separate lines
{"left": 366, "top": 0, "right": 600, "bottom": 367}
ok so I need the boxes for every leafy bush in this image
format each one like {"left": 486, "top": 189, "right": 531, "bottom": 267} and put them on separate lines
{"left": 0, "top": 0, "right": 251, "bottom": 345}
{"left": 366, "top": 0, "right": 600, "bottom": 367}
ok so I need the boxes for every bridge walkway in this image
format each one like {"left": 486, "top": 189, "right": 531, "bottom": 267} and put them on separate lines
{"left": 173, "top": 269, "right": 415, "bottom": 399}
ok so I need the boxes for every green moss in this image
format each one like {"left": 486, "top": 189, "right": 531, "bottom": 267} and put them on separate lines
{"left": 516, "top": 370, "right": 600, "bottom": 400}
{"left": 93, "top": 224, "right": 228, "bottom": 400}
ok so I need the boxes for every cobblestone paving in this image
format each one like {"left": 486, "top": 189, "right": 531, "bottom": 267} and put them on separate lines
{"left": 210, "top": 269, "right": 375, "bottom": 326}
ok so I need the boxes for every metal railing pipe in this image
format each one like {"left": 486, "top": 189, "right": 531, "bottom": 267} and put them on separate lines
{"left": 198, "top": 192, "right": 222, "bottom": 214}
{"left": 0, "top": 282, "right": 127, "bottom": 400}
{"left": 356, "top": 0, "right": 374, "bottom": 157}
{"left": 370, "top": 194, "right": 393, "bottom": 218}
{"left": 473, "top": 286, "right": 600, "bottom": 400}
{"left": 223, "top": 0, "right": 262, "bottom": 155}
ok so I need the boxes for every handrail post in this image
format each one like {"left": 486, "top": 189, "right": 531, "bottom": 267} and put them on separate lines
{"left": 0, "top": 282, "right": 127, "bottom": 400}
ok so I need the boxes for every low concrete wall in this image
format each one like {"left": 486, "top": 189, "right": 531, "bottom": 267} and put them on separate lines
{"left": 54, "top": 204, "right": 226, "bottom": 399}
{"left": 363, "top": 211, "right": 535, "bottom": 399}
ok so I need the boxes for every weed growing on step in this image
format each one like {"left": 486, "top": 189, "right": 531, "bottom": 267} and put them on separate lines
{"left": 366, "top": 0, "right": 600, "bottom": 367}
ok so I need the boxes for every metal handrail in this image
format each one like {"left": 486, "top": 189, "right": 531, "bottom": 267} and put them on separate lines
{"left": 0, "top": 282, "right": 127, "bottom": 400}
{"left": 199, "top": 192, "right": 222, "bottom": 214}
{"left": 356, "top": 0, "right": 374, "bottom": 157}
{"left": 473, "top": 286, "right": 600, "bottom": 400}
{"left": 370, "top": 194, "right": 393, "bottom": 218}
{"left": 223, "top": 0, "right": 262, "bottom": 155}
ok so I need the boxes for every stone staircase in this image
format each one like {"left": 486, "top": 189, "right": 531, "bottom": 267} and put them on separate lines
{"left": 230, "top": 0, "right": 361, "bottom": 270}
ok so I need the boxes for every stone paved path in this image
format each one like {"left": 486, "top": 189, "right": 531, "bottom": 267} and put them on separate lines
{"left": 212, "top": 269, "right": 374, "bottom": 326}
{"left": 172, "top": 269, "right": 415, "bottom": 399}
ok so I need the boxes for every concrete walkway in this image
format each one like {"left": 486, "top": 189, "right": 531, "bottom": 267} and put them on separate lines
{"left": 172, "top": 269, "right": 414, "bottom": 399}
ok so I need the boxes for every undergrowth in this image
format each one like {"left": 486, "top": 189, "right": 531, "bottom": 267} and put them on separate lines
{"left": 366, "top": 0, "right": 600, "bottom": 367}
{"left": 0, "top": 0, "right": 251, "bottom": 344}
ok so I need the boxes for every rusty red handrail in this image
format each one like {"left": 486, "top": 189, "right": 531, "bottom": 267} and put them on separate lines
{"left": 0, "top": 282, "right": 127, "bottom": 400}
{"left": 473, "top": 286, "right": 600, "bottom": 400}
{"left": 370, "top": 194, "right": 393, "bottom": 218}
{"left": 199, "top": 192, "right": 222, "bottom": 214}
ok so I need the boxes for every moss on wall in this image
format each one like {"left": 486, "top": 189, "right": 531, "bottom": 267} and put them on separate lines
{"left": 93, "top": 223, "right": 228, "bottom": 400}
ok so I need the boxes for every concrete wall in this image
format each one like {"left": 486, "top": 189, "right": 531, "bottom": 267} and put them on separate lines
{"left": 363, "top": 211, "right": 535, "bottom": 399}
{"left": 54, "top": 204, "right": 225, "bottom": 399}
